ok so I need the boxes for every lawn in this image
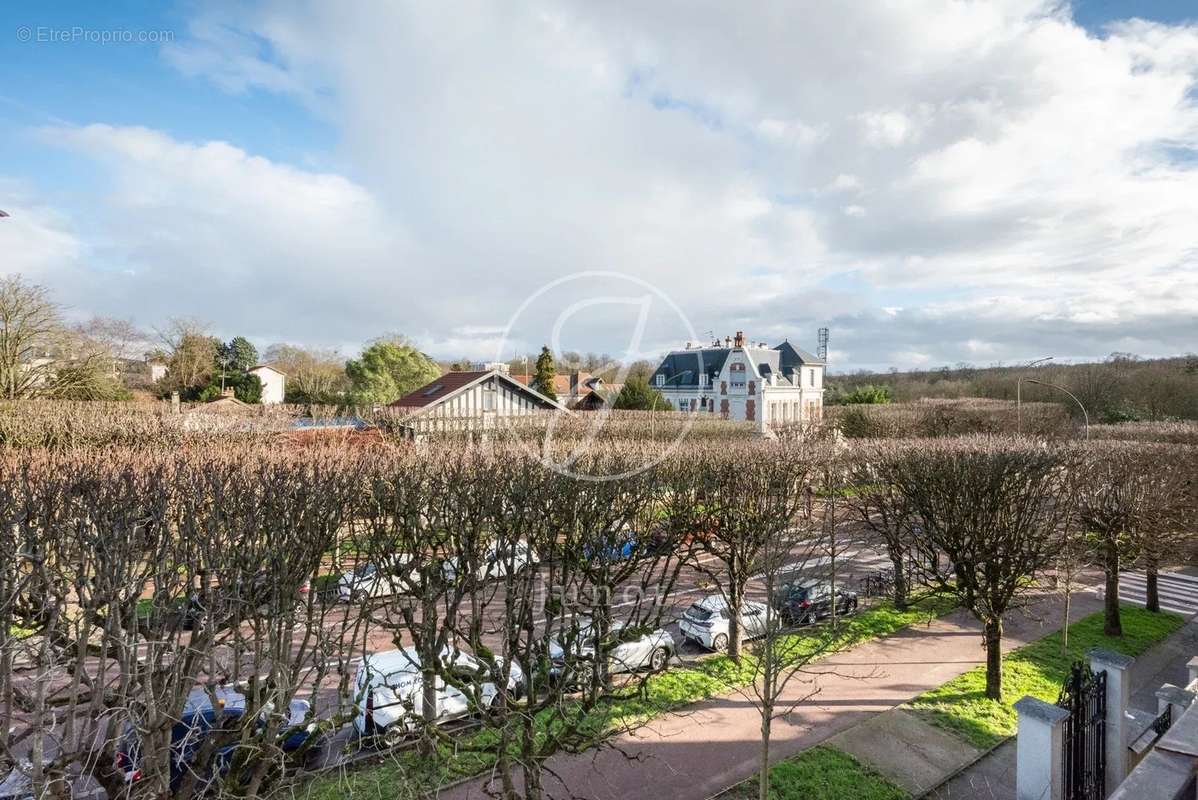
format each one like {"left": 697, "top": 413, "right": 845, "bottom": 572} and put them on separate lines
{"left": 301, "top": 596, "right": 954, "bottom": 800}
{"left": 908, "top": 605, "right": 1185, "bottom": 749}
{"left": 722, "top": 746, "right": 907, "bottom": 800}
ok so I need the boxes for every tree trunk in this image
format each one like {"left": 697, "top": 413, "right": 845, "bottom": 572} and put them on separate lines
{"left": 1103, "top": 537, "right": 1122, "bottom": 636}
{"left": 1140, "top": 565, "right": 1159, "bottom": 617}
{"left": 758, "top": 713, "right": 772, "bottom": 800}
{"left": 890, "top": 550, "right": 908, "bottom": 611}
{"left": 728, "top": 584, "right": 743, "bottom": 661}
{"left": 983, "top": 618, "right": 1003, "bottom": 701}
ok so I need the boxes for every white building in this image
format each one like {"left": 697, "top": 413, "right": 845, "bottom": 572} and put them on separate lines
{"left": 650, "top": 331, "right": 825, "bottom": 431}
{"left": 248, "top": 364, "right": 286, "bottom": 405}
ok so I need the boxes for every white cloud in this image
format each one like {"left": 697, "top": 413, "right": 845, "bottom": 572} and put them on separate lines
{"left": 13, "top": 1, "right": 1198, "bottom": 369}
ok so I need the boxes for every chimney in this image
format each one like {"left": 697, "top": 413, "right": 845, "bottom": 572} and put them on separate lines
{"left": 734, "top": 331, "right": 745, "bottom": 348}
{"left": 724, "top": 336, "right": 732, "bottom": 347}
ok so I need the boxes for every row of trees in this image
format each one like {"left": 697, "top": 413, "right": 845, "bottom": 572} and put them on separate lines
{"left": 0, "top": 420, "right": 1193, "bottom": 799}
{"left": 0, "top": 437, "right": 828, "bottom": 800}
{"left": 831, "top": 353, "right": 1198, "bottom": 422}
{"left": 845, "top": 438, "right": 1196, "bottom": 697}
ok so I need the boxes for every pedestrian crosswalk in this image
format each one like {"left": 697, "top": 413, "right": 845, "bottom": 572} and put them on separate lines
{"left": 1118, "top": 570, "right": 1198, "bottom": 618}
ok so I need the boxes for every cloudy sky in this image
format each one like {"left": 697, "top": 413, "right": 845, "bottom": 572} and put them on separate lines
{"left": 2, "top": 1, "right": 1197, "bottom": 372}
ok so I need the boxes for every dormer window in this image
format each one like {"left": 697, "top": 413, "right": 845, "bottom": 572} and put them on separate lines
{"left": 699, "top": 373, "right": 709, "bottom": 387}
{"left": 655, "top": 374, "right": 665, "bottom": 387}
{"left": 730, "top": 362, "right": 746, "bottom": 388}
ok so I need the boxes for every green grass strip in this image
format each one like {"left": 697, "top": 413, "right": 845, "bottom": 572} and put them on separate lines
{"left": 908, "top": 605, "right": 1185, "bottom": 749}
{"left": 721, "top": 745, "right": 907, "bottom": 800}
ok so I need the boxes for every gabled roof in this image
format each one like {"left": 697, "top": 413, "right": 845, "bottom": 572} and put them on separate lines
{"left": 390, "top": 369, "right": 568, "bottom": 414}
{"left": 249, "top": 364, "right": 286, "bottom": 376}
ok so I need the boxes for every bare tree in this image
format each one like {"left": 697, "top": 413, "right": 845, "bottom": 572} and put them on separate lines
{"left": 846, "top": 447, "right": 920, "bottom": 610}
{"left": 694, "top": 441, "right": 825, "bottom": 660}
{"left": 877, "top": 437, "right": 1073, "bottom": 699}
{"left": 1072, "top": 442, "right": 1162, "bottom": 635}
{"left": 155, "top": 318, "right": 217, "bottom": 394}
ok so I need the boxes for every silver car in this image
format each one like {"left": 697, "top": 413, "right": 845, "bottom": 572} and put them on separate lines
{"left": 678, "top": 595, "right": 771, "bottom": 651}
{"left": 548, "top": 618, "right": 675, "bottom": 685}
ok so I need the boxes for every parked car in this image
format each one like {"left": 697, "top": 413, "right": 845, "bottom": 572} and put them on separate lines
{"left": 548, "top": 618, "right": 674, "bottom": 685}
{"left": 0, "top": 762, "right": 31, "bottom": 800}
{"left": 582, "top": 530, "right": 638, "bottom": 562}
{"left": 772, "top": 578, "right": 858, "bottom": 625}
{"left": 338, "top": 558, "right": 414, "bottom": 602}
{"left": 115, "top": 686, "right": 323, "bottom": 791}
{"left": 353, "top": 646, "right": 525, "bottom": 747}
{"left": 679, "top": 595, "right": 772, "bottom": 651}
{"left": 441, "top": 540, "right": 537, "bottom": 582}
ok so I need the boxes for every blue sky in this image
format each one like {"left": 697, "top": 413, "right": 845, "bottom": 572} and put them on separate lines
{"left": 2, "top": 2, "right": 1197, "bottom": 371}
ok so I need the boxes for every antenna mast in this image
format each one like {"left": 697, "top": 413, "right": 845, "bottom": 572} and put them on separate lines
{"left": 817, "top": 327, "right": 829, "bottom": 361}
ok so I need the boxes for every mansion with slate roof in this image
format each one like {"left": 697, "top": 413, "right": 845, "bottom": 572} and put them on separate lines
{"left": 650, "top": 331, "right": 825, "bottom": 431}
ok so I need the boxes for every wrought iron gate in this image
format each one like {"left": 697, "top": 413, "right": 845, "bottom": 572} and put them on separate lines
{"left": 1057, "top": 661, "right": 1106, "bottom": 800}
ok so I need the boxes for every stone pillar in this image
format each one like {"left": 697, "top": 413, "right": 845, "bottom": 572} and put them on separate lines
{"left": 1015, "top": 696, "right": 1070, "bottom": 800}
{"left": 1089, "top": 648, "right": 1134, "bottom": 795}
{"left": 1186, "top": 656, "right": 1198, "bottom": 689}
{"left": 1154, "top": 683, "right": 1196, "bottom": 722}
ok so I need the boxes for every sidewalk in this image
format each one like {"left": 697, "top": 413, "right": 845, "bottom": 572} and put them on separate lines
{"left": 442, "top": 592, "right": 1103, "bottom": 800}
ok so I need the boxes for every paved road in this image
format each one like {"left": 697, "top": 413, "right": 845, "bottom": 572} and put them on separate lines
{"left": 443, "top": 590, "right": 1105, "bottom": 800}
{"left": 1117, "top": 570, "right": 1198, "bottom": 618}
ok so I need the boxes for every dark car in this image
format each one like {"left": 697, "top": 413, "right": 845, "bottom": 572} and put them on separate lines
{"left": 582, "top": 530, "right": 638, "bottom": 562}
{"left": 771, "top": 578, "right": 858, "bottom": 625}
{"left": 115, "top": 686, "right": 324, "bottom": 791}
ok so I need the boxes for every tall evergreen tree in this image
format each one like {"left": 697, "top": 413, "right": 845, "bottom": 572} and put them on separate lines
{"left": 532, "top": 345, "right": 557, "bottom": 401}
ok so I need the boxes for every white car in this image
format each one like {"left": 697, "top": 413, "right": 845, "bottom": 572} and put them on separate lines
{"left": 548, "top": 619, "right": 674, "bottom": 685}
{"left": 352, "top": 646, "right": 525, "bottom": 747}
{"left": 679, "top": 595, "right": 772, "bottom": 651}
{"left": 337, "top": 558, "right": 414, "bottom": 602}
{"left": 442, "top": 540, "right": 537, "bottom": 583}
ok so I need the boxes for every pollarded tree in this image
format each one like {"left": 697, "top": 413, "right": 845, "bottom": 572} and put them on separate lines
{"left": 846, "top": 446, "right": 919, "bottom": 610}
{"left": 1125, "top": 443, "right": 1198, "bottom": 614}
{"left": 1072, "top": 441, "right": 1165, "bottom": 635}
{"left": 694, "top": 440, "right": 825, "bottom": 660}
{"left": 877, "top": 437, "right": 1074, "bottom": 699}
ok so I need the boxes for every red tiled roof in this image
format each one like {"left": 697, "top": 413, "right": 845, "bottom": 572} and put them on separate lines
{"left": 390, "top": 371, "right": 489, "bottom": 408}
{"left": 511, "top": 373, "right": 588, "bottom": 396}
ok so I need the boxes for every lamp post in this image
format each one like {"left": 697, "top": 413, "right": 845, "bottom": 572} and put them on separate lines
{"left": 1023, "top": 378, "right": 1089, "bottom": 439}
{"left": 1016, "top": 356, "right": 1053, "bottom": 434}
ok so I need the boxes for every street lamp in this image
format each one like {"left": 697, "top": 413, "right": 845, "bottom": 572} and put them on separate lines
{"left": 1023, "top": 378, "right": 1089, "bottom": 439}
{"left": 1016, "top": 356, "right": 1053, "bottom": 434}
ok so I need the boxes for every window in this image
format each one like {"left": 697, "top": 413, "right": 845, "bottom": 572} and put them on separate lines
{"left": 808, "top": 368, "right": 816, "bottom": 387}
{"left": 655, "top": 374, "right": 665, "bottom": 387}
{"left": 699, "top": 373, "right": 709, "bottom": 387}
{"left": 729, "top": 362, "right": 746, "bottom": 388}
{"left": 482, "top": 388, "right": 497, "bottom": 411}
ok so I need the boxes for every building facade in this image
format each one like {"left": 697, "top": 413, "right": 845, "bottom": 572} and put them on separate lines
{"left": 649, "top": 332, "right": 825, "bottom": 431}
{"left": 390, "top": 368, "right": 567, "bottom": 437}
{"left": 248, "top": 365, "right": 286, "bottom": 404}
